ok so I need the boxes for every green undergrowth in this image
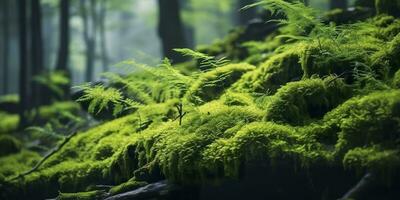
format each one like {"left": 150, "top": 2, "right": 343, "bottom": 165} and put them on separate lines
{"left": 2, "top": 1, "right": 400, "bottom": 199}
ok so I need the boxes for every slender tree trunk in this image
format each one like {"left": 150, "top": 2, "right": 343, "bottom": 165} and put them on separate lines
{"left": 80, "top": 0, "right": 96, "bottom": 82}
{"left": 99, "top": 0, "right": 109, "bottom": 72}
{"left": 157, "top": 0, "right": 187, "bottom": 63}
{"left": 237, "top": 0, "right": 257, "bottom": 25}
{"left": 18, "top": 0, "right": 29, "bottom": 128}
{"left": 56, "top": 0, "right": 70, "bottom": 72}
{"left": 180, "top": 0, "right": 195, "bottom": 49}
{"left": 2, "top": 0, "right": 10, "bottom": 94}
{"left": 31, "top": 0, "right": 45, "bottom": 107}
{"left": 55, "top": 0, "right": 70, "bottom": 98}
{"left": 330, "top": 0, "right": 347, "bottom": 9}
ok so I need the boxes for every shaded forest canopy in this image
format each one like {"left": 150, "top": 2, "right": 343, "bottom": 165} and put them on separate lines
{"left": 1, "top": 0, "right": 400, "bottom": 199}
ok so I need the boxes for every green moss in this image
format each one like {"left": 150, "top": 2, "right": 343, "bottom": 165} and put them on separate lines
{"left": 220, "top": 92, "right": 254, "bottom": 106}
{"left": 264, "top": 78, "right": 351, "bottom": 125}
{"left": 343, "top": 146, "right": 400, "bottom": 178}
{"left": 185, "top": 63, "right": 255, "bottom": 104}
{"left": 234, "top": 49, "right": 303, "bottom": 93}
{"left": 323, "top": 90, "right": 400, "bottom": 154}
{"left": 38, "top": 101, "right": 81, "bottom": 121}
{"left": 0, "top": 135, "right": 21, "bottom": 157}
{"left": 57, "top": 190, "right": 107, "bottom": 200}
{"left": 0, "top": 112, "right": 19, "bottom": 134}
{"left": 109, "top": 178, "right": 147, "bottom": 195}
{"left": 371, "top": 33, "right": 400, "bottom": 80}
{"left": 393, "top": 69, "right": 400, "bottom": 88}
{"left": 0, "top": 150, "right": 41, "bottom": 177}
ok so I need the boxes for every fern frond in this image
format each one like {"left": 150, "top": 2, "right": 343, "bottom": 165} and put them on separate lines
{"left": 76, "top": 84, "right": 123, "bottom": 115}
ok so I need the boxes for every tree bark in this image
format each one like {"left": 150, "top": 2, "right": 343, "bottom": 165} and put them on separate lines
{"left": 180, "top": 0, "right": 195, "bottom": 49}
{"left": 2, "top": 0, "right": 10, "bottom": 94}
{"left": 237, "top": 0, "right": 258, "bottom": 25}
{"left": 31, "top": 0, "right": 45, "bottom": 107}
{"left": 99, "top": 0, "right": 109, "bottom": 72}
{"left": 18, "top": 0, "right": 29, "bottom": 128}
{"left": 157, "top": 0, "right": 187, "bottom": 63}
{"left": 55, "top": 0, "right": 71, "bottom": 99}
{"left": 330, "top": 0, "right": 347, "bottom": 9}
{"left": 80, "top": 0, "right": 97, "bottom": 82}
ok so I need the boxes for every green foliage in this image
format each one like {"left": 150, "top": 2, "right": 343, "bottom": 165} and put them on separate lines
{"left": 33, "top": 71, "right": 70, "bottom": 99}
{"left": 186, "top": 63, "right": 256, "bottom": 104}
{"left": 243, "top": 0, "right": 322, "bottom": 36}
{"left": 0, "top": 135, "right": 21, "bottom": 157}
{"left": 77, "top": 84, "right": 140, "bottom": 117}
{"left": 0, "top": 112, "right": 19, "bottom": 134}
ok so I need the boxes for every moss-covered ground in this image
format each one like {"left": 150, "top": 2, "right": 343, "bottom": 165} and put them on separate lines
{"left": 1, "top": 1, "right": 400, "bottom": 199}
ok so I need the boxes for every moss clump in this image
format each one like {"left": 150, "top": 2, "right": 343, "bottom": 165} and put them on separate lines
{"left": 0, "top": 150, "right": 41, "bottom": 177}
{"left": 186, "top": 63, "right": 255, "bottom": 104}
{"left": 109, "top": 178, "right": 147, "bottom": 195}
{"left": 0, "top": 135, "right": 22, "bottom": 157}
{"left": 323, "top": 90, "right": 400, "bottom": 154}
{"left": 0, "top": 94, "right": 19, "bottom": 114}
{"left": 264, "top": 78, "right": 351, "bottom": 125}
{"left": 0, "top": 112, "right": 19, "bottom": 134}
{"left": 220, "top": 92, "right": 254, "bottom": 106}
{"left": 56, "top": 190, "right": 107, "bottom": 200}
{"left": 234, "top": 50, "right": 303, "bottom": 93}
{"left": 371, "top": 33, "right": 400, "bottom": 80}
{"left": 343, "top": 146, "right": 400, "bottom": 178}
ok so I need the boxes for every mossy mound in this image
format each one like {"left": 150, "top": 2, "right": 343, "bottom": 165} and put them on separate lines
{"left": 264, "top": 77, "right": 351, "bottom": 125}
{"left": 0, "top": 112, "right": 19, "bottom": 134}
{"left": 185, "top": 63, "right": 256, "bottom": 104}
{"left": 234, "top": 49, "right": 303, "bottom": 93}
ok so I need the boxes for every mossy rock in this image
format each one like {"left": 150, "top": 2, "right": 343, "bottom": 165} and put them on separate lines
{"left": 56, "top": 190, "right": 107, "bottom": 200}
{"left": 323, "top": 90, "right": 400, "bottom": 155}
{"left": 0, "top": 135, "right": 22, "bottom": 157}
{"left": 234, "top": 50, "right": 303, "bottom": 93}
{"left": 325, "top": 8, "right": 374, "bottom": 25}
{"left": 185, "top": 63, "right": 256, "bottom": 105}
{"left": 109, "top": 178, "right": 147, "bottom": 195}
{"left": 264, "top": 77, "right": 351, "bottom": 125}
{"left": 0, "top": 150, "right": 41, "bottom": 177}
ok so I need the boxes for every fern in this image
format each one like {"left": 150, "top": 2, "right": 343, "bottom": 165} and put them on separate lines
{"left": 174, "top": 48, "right": 230, "bottom": 70}
{"left": 243, "top": 0, "right": 322, "bottom": 36}
{"left": 33, "top": 71, "right": 70, "bottom": 98}
{"left": 76, "top": 84, "right": 141, "bottom": 116}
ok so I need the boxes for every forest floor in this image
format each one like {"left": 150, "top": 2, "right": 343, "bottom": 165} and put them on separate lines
{"left": 1, "top": 1, "right": 400, "bottom": 200}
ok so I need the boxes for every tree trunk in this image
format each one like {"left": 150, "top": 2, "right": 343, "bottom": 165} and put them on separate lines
{"left": 180, "top": 0, "right": 195, "bottom": 49}
{"left": 2, "top": 0, "right": 10, "bottom": 94}
{"left": 330, "top": 0, "right": 347, "bottom": 9}
{"left": 18, "top": 0, "right": 29, "bottom": 128}
{"left": 99, "top": 0, "right": 109, "bottom": 72}
{"left": 157, "top": 0, "right": 187, "bottom": 63}
{"left": 55, "top": 0, "right": 70, "bottom": 99}
{"left": 237, "top": 0, "right": 258, "bottom": 25}
{"left": 80, "top": 0, "right": 97, "bottom": 82}
{"left": 31, "top": 0, "right": 45, "bottom": 107}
